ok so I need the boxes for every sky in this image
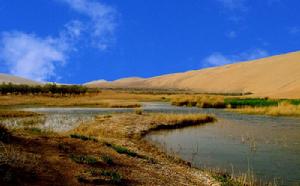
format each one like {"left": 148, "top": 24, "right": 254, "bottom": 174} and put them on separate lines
{"left": 0, "top": 0, "right": 299, "bottom": 84}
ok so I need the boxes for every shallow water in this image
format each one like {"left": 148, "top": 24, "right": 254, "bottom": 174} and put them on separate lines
{"left": 145, "top": 103, "right": 300, "bottom": 185}
{"left": 2, "top": 102, "right": 300, "bottom": 185}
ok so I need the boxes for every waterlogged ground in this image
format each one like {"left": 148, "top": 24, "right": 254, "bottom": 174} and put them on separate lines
{"left": 2, "top": 102, "right": 300, "bottom": 185}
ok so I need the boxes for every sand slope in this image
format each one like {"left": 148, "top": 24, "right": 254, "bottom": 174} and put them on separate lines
{"left": 0, "top": 73, "right": 41, "bottom": 85}
{"left": 87, "top": 51, "right": 300, "bottom": 98}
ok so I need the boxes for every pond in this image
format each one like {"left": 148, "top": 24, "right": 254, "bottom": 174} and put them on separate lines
{"left": 2, "top": 102, "right": 300, "bottom": 185}
{"left": 145, "top": 103, "right": 300, "bottom": 185}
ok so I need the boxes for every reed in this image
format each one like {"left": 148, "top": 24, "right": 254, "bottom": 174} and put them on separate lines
{"left": 234, "top": 102, "right": 300, "bottom": 116}
{"left": 171, "top": 95, "right": 226, "bottom": 108}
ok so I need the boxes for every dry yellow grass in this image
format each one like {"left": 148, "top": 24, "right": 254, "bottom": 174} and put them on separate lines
{"left": 233, "top": 102, "right": 300, "bottom": 116}
{"left": 71, "top": 113, "right": 216, "bottom": 139}
{"left": 171, "top": 95, "right": 226, "bottom": 108}
{"left": 0, "top": 110, "right": 41, "bottom": 118}
{"left": 0, "top": 90, "right": 165, "bottom": 108}
{"left": 67, "top": 113, "right": 218, "bottom": 185}
{"left": 0, "top": 113, "right": 219, "bottom": 185}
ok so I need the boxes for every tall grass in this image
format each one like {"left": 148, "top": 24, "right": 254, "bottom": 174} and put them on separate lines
{"left": 172, "top": 95, "right": 300, "bottom": 111}
{"left": 234, "top": 101, "right": 300, "bottom": 116}
{"left": 171, "top": 95, "right": 226, "bottom": 108}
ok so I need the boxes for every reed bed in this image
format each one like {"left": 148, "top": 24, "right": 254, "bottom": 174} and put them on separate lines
{"left": 234, "top": 102, "right": 300, "bottom": 116}
{"left": 171, "top": 95, "right": 226, "bottom": 108}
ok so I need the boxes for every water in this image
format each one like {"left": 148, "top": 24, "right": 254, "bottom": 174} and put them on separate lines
{"left": 2, "top": 102, "right": 300, "bottom": 185}
{"left": 145, "top": 103, "right": 300, "bottom": 185}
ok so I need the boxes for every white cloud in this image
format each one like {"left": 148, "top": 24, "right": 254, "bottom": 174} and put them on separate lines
{"left": 203, "top": 53, "right": 233, "bottom": 66}
{"left": 58, "top": 0, "right": 116, "bottom": 49}
{"left": 0, "top": 0, "right": 117, "bottom": 82}
{"left": 226, "top": 31, "right": 237, "bottom": 38}
{"left": 0, "top": 32, "right": 67, "bottom": 82}
{"left": 203, "top": 49, "right": 269, "bottom": 67}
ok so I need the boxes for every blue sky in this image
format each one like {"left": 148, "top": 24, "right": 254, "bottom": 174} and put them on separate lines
{"left": 0, "top": 0, "right": 299, "bottom": 83}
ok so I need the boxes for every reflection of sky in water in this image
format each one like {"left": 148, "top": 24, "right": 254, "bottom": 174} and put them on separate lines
{"left": 3, "top": 102, "right": 300, "bottom": 185}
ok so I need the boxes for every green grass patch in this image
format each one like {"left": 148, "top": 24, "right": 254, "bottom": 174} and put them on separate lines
{"left": 23, "top": 127, "right": 42, "bottom": 135}
{"left": 70, "top": 134, "right": 98, "bottom": 142}
{"left": 211, "top": 172, "right": 241, "bottom": 186}
{"left": 101, "top": 155, "right": 114, "bottom": 165}
{"left": 70, "top": 154, "right": 99, "bottom": 165}
{"left": 225, "top": 98, "right": 278, "bottom": 108}
{"left": 104, "top": 142, "right": 146, "bottom": 159}
{"left": 286, "top": 99, "right": 300, "bottom": 105}
{"left": 89, "top": 168, "right": 122, "bottom": 184}
{"left": 225, "top": 98, "right": 300, "bottom": 108}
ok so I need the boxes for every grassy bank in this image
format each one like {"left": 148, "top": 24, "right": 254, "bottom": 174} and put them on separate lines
{"left": 73, "top": 113, "right": 216, "bottom": 139}
{"left": 171, "top": 95, "right": 300, "bottom": 117}
{"left": 0, "top": 90, "right": 168, "bottom": 108}
{"left": 0, "top": 113, "right": 219, "bottom": 186}
{"left": 233, "top": 102, "right": 300, "bottom": 116}
{"left": 0, "top": 110, "right": 41, "bottom": 118}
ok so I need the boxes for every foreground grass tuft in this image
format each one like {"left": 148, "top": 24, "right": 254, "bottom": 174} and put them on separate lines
{"left": 70, "top": 154, "right": 99, "bottom": 165}
{"left": 89, "top": 168, "right": 122, "bottom": 184}
{"left": 104, "top": 142, "right": 147, "bottom": 159}
{"left": 101, "top": 155, "right": 114, "bottom": 165}
{"left": 211, "top": 172, "right": 240, "bottom": 186}
{"left": 233, "top": 101, "right": 300, "bottom": 116}
{"left": 70, "top": 134, "right": 98, "bottom": 142}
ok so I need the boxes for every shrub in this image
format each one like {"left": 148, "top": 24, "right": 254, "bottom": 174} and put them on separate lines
{"left": 0, "top": 83, "right": 88, "bottom": 95}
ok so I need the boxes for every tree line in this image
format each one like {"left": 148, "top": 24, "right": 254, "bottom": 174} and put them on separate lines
{"left": 0, "top": 83, "right": 89, "bottom": 95}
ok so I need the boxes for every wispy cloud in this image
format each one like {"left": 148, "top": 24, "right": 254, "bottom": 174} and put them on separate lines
{"left": 288, "top": 27, "right": 300, "bottom": 35}
{"left": 0, "top": 32, "right": 67, "bottom": 82}
{"left": 203, "top": 49, "right": 269, "bottom": 67}
{"left": 216, "top": 0, "right": 248, "bottom": 11}
{"left": 58, "top": 0, "right": 117, "bottom": 49}
{"left": 226, "top": 30, "right": 237, "bottom": 38}
{"left": 0, "top": 0, "right": 117, "bottom": 81}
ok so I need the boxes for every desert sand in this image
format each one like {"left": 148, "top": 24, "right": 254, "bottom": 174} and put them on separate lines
{"left": 0, "top": 73, "right": 41, "bottom": 85}
{"left": 86, "top": 51, "right": 300, "bottom": 98}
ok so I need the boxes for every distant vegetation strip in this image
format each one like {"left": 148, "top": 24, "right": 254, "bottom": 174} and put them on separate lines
{"left": 0, "top": 110, "right": 41, "bottom": 118}
{"left": 0, "top": 83, "right": 94, "bottom": 95}
{"left": 172, "top": 96, "right": 300, "bottom": 109}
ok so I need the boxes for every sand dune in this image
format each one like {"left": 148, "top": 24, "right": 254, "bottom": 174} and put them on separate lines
{"left": 0, "top": 73, "right": 41, "bottom": 85}
{"left": 86, "top": 51, "right": 300, "bottom": 98}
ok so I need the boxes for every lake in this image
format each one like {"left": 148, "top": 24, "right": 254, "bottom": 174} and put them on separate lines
{"left": 2, "top": 102, "right": 300, "bottom": 185}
